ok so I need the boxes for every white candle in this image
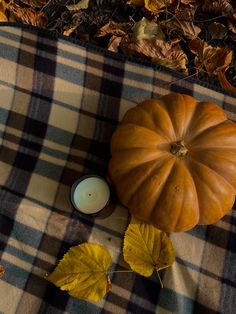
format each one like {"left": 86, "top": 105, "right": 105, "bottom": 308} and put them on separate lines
{"left": 71, "top": 176, "right": 110, "bottom": 214}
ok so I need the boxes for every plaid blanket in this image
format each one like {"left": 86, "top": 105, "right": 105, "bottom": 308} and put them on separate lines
{"left": 0, "top": 24, "right": 235, "bottom": 314}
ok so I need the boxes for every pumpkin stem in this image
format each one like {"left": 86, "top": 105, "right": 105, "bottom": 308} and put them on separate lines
{"left": 170, "top": 140, "right": 188, "bottom": 157}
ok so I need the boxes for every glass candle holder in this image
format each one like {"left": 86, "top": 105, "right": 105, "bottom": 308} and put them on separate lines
{"left": 71, "top": 175, "right": 114, "bottom": 218}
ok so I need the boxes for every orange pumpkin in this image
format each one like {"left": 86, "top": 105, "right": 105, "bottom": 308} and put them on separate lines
{"left": 109, "top": 93, "right": 236, "bottom": 232}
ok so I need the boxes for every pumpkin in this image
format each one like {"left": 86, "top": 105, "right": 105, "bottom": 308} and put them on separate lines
{"left": 109, "top": 93, "right": 236, "bottom": 232}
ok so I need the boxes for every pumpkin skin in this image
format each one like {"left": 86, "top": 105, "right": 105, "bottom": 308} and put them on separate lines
{"left": 108, "top": 93, "right": 236, "bottom": 232}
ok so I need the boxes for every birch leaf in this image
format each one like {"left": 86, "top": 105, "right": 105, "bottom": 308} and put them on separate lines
{"left": 123, "top": 216, "right": 175, "bottom": 277}
{"left": 47, "top": 243, "right": 112, "bottom": 302}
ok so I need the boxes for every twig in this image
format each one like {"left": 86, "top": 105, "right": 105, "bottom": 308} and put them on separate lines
{"left": 193, "top": 15, "right": 225, "bottom": 23}
{"left": 163, "top": 72, "right": 199, "bottom": 86}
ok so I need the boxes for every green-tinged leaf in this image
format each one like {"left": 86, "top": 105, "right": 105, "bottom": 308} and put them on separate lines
{"left": 123, "top": 216, "right": 175, "bottom": 277}
{"left": 132, "top": 17, "right": 165, "bottom": 41}
{"left": 47, "top": 243, "right": 112, "bottom": 302}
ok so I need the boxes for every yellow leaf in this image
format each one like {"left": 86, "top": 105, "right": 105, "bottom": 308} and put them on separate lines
{"left": 123, "top": 216, "right": 175, "bottom": 277}
{"left": 0, "top": 10, "right": 7, "bottom": 21}
{"left": 145, "top": 0, "right": 173, "bottom": 13}
{"left": 66, "top": 0, "right": 89, "bottom": 11}
{"left": 47, "top": 243, "right": 112, "bottom": 302}
{"left": 0, "top": 0, "right": 8, "bottom": 12}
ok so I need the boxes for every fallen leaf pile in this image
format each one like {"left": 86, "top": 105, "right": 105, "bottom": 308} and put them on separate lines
{"left": 0, "top": 0, "right": 235, "bottom": 92}
{"left": 48, "top": 217, "right": 175, "bottom": 301}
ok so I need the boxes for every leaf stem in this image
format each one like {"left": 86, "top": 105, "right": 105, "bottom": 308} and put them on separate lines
{"left": 156, "top": 270, "right": 164, "bottom": 289}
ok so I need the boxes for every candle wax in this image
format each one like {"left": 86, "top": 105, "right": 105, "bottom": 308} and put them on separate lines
{"left": 73, "top": 177, "right": 110, "bottom": 214}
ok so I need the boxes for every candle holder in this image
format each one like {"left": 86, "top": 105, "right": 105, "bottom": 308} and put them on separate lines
{"left": 70, "top": 174, "right": 114, "bottom": 218}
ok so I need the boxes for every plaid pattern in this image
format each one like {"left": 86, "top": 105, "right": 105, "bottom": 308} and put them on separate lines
{"left": 0, "top": 24, "right": 236, "bottom": 314}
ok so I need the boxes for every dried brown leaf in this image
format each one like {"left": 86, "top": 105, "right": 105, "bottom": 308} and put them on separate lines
{"left": 128, "top": 0, "right": 144, "bottom": 6}
{"left": 153, "top": 51, "right": 189, "bottom": 73}
{"left": 228, "top": 13, "right": 236, "bottom": 39}
{"left": 8, "top": 3, "right": 47, "bottom": 27}
{"left": 121, "top": 37, "right": 188, "bottom": 73}
{"left": 19, "top": 0, "right": 48, "bottom": 8}
{"left": 0, "top": 265, "right": 5, "bottom": 278}
{"left": 161, "top": 10, "right": 201, "bottom": 39}
{"left": 202, "top": 0, "right": 235, "bottom": 17}
{"left": 63, "top": 26, "right": 77, "bottom": 37}
{"left": 180, "top": 0, "right": 196, "bottom": 4}
{"left": 189, "top": 39, "right": 233, "bottom": 75}
{"left": 96, "top": 20, "right": 132, "bottom": 37}
{"left": 218, "top": 69, "right": 236, "bottom": 92}
{"left": 78, "top": 33, "right": 90, "bottom": 41}
{"left": 208, "top": 22, "right": 228, "bottom": 39}
{"left": 107, "top": 36, "right": 123, "bottom": 52}
{"left": 169, "top": 0, "right": 198, "bottom": 10}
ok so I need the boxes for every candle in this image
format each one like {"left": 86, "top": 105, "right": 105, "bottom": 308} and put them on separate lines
{"left": 71, "top": 175, "right": 110, "bottom": 215}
